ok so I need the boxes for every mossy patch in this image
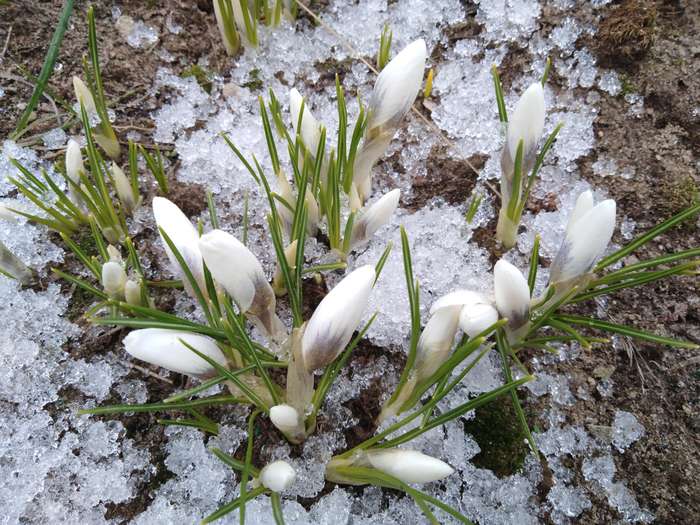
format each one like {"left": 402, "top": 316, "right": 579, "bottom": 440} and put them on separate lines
{"left": 463, "top": 395, "right": 529, "bottom": 477}
{"left": 181, "top": 64, "right": 213, "bottom": 94}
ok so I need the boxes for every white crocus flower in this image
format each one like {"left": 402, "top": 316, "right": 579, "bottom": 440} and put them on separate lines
{"left": 430, "top": 289, "right": 499, "bottom": 338}
{"left": 414, "top": 305, "right": 462, "bottom": 381}
{"left": 550, "top": 195, "right": 616, "bottom": 285}
{"left": 367, "top": 449, "right": 454, "bottom": 484}
{"left": 349, "top": 189, "right": 400, "bottom": 250}
{"left": 275, "top": 170, "right": 295, "bottom": 233}
{"left": 494, "top": 260, "right": 531, "bottom": 331}
{"left": 199, "top": 229, "right": 284, "bottom": 340}
{"left": 504, "top": 82, "right": 545, "bottom": 171}
{"left": 272, "top": 240, "right": 298, "bottom": 296}
{"left": 153, "top": 197, "right": 207, "bottom": 300}
{"left": 258, "top": 460, "right": 296, "bottom": 493}
{"left": 123, "top": 328, "right": 227, "bottom": 377}
{"left": 111, "top": 163, "right": 138, "bottom": 215}
{"left": 101, "top": 261, "right": 127, "bottom": 297}
{"left": 354, "top": 39, "right": 427, "bottom": 202}
{"left": 289, "top": 88, "right": 322, "bottom": 154}
{"left": 301, "top": 265, "right": 376, "bottom": 370}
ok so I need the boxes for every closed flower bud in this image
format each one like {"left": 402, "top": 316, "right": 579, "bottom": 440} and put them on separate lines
{"left": 305, "top": 192, "right": 320, "bottom": 236}
{"left": 124, "top": 279, "right": 143, "bottom": 306}
{"left": 102, "top": 261, "right": 127, "bottom": 297}
{"left": 111, "top": 163, "right": 138, "bottom": 215}
{"left": 199, "top": 229, "right": 284, "bottom": 340}
{"left": 269, "top": 404, "right": 305, "bottom": 443}
{"left": 276, "top": 170, "right": 295, "bottom": 233}
{"left": 550, "top": 196, "right": 616, "bottom": 285}
{"left": 65, "top": 139, "right": 84, "bottom": 184}
{"left": 367, "top": 449, "right": 454, "bottom": 484}
{"left": 367, "top": 39, "right": 427, "bottom": 131}
{"left": 72, "top": 76, "right": 97, "bottom": 114}
{"left": 494, "top": 260, "right": 531, "bottom": 330}
{"left": 289, "top": 88, "right": 322, "bottom": 154}
{"left": 414, "top": 305, "right": 461, "bottom": 381}
{"left": 153, "top": 197, "right": 207, "bottom": 300}
{"left": 349, "top": 189, "right": 400, "bottom": 250}
{"left": 354, "top": 39, "right": 426, "bottom": 202}
{"left": 273, "top": 240, "right": 297, "bottom": 296}
{"left": 0, "top": 239, "right": 34, "bottom": 285}
{"left": 504, "top": 82, "right": 545, "bottom": 171}
{"left": 258, "top": 460, "right": 296, "bottom": 493}
{"left": 107, "top": 244, "right": 122, "bottom": 262}
{"left": 302, "top": 265, "right": 376, "bottom": 370}
{"left": 123, "top": 328, "right": 227, "bottom": 377}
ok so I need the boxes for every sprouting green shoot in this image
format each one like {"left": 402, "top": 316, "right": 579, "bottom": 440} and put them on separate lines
{"left": 465, "top": 192, "right": 483, "bottom": 223}
{"left": 377, "top": 24, "right": 393, "bottom": 70}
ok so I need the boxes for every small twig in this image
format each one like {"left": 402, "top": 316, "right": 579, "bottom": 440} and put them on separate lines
{"left": 1, "top": 24, "right": 12, "bottom": 59}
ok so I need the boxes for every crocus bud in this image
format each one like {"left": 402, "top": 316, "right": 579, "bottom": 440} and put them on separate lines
{"left": 349, "top": 189, "right": 400, "bottom": 250}
{"left": 111, "top": 163, "right": 138, "bottom": 215}
{"left": 504, "top": 82, "right": 545, "bottom": 175}
{"left": 550, "top": 197, "right": 616, "bottom": 285}
{"left": 72, "top": 76, "right": 97, "bottom": 114}
{"left": 258, "top": 460, "right": 296, "bottom": 492}
{"left": 65, "top": 139, "right": 84, "bottom": 184}
{"left": 494, "top": 260, "right": 530, "bottom": 331}
{"left": 153, "top": 197, "right": 207, "bottom": 300}
{"left": 305, "top": 192, "right": 320, "bottom": 236}
{"left": 414, "top": 305, "right": 461, "bottom": 381}
{"left": 354, "top": 39, "right": 427, "bottom": 202}
{"left": 270, "top": 404, "right": 305, "bottom": 443}
{"left": 124, "top": 279, "right": 143, "bottom": 306}
{"left": 107, "top": 244, "right": 122, "bottom": 262}
{"left": 102, "top": 261, "right": 127, "bottom": 297}
{"left": 199, "top": 229, "right": 284, "bottom": 340}
{"left": 123, "top": 328, "right": 227, "bottom": 377}
{"left": 273, "top": 240, "right": 297, "bottom": 296}
{"left": 367, "top": 449, "right": 454, "bottom": 484}
{"left": 289, "top": 88, "right": 322, "bottom": 154}
{"left": 275, "top": 170, "right": 295, "bottom": 234}
{"left": 301, "top": 265, "right": 376, "bottom": 370}
{"left": 349, "top": 183, "right": 362, "bottom": 213}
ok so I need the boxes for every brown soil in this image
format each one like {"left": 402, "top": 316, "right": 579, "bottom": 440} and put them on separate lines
{"left": 1, "top": 0, "right": 699, "bottom": 523}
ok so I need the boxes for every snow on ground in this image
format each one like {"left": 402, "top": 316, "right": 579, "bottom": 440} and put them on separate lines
{"left": 0, "top": 0, "right": 654, "bottom": 523}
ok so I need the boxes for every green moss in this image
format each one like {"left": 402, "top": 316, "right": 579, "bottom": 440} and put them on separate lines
{"left": 660, "top": 175, "right": 699, "bottom": 216}
{"left": 242, "top": 68, "right": 263, "bottom": 91}
{"left": 181, "top": 64, "right": 213, "bottom": 94}
{"left": 462, "top": 396, "right": 529, "bottom": 477}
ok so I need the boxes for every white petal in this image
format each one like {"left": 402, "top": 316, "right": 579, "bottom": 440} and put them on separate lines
{"left": 494, "top": 260, "right": 531, "bottom": 328}
{"left": 566, "top": 190, "right": 594, "bottom": 235}
{"left": 152, "top": 197, "right": 205, "bottom": 293}
{"left": 414, "top": 305, "right": 461, "bottom": 380}
{"left": 198, "top": 229, "right": 266, "bottom": 312}
{"left": 259, "top": 460, "right": 296, "bottom": 492}
{"left": 65, "top": 139, "right": 84, "bottom": 184}
{"left": 124, "top": 279, "right": 142, "bottom": 306}
{"left": 302, "top": 265, "right": 376, "bottom": 370}
{"left": 101, "top": 261, "right": 126, "bottom": 296}
{"left": 368, "top": 39, "right": 427, "bottom": 130}
{"left": 459, "top": 302, "right": 500, "bottom": 338}
{"left": 289, "top": 88, "right": 322, "bottom": 153}
{"left": 506, "top": 82, "right": 545, "bottom": 159}
{"left": 430, "top": 289, "right": 489, "bottom": 314}
{"left": 551, "top": 199, "right": 616, "bottom": 284}
{"left": 111, "top": 163, "right": 136, "bottom": 213}
{"left": 367, "top": 449, "right": 454, "bottom": 484}
{"left": 123, "top": 328, "right": 227, "bottom": 376}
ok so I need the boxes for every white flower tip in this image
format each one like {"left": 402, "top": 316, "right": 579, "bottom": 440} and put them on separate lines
{"left": 65, "top": 139, "right": 83, "bottom": 181}
{"left": 289, "top": 87, "right": 321, "bottom": 151}
{"left": 259, "top": 460, "right": 296, "bottom": 492}
{"left": 459, "top": 302, "right": 499, "bottom": 338}
{"left": 370, "top": 39, "right": 427, "bottom": 129}
{"left": 102, "top": 261, "right": 127, "bottom": 296}
{"left": 494, "top": 260, "right": 530, "bottom": 326}
{"left": 430, "top": 289, "right": 487, "bottom": 315}
{"left": 270, "top": 404, "right": 300, "bottom": 430}
{"left": 367, "top": 449, "right": 454, "bottom": 484}
{"left": 507, "top": 82, "right": 546, "bottom": 158}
